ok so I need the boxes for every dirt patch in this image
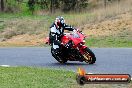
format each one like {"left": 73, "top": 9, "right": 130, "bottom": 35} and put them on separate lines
{"left": 82, "top": 12, "right": 132, "bottom": 38}
{"left": 0, "top": 34, "right": 44, "bottom": 47}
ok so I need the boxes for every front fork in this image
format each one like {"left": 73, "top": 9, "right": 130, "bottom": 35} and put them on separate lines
{"left": 77, "top": 45, "right": 90, "bottom": 61}
{"left": 78, "top": 45, "right": 87, "bottom": 54}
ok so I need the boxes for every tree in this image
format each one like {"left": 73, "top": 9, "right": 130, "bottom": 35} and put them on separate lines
{"left": 0, "top": 0, "right": 5, "bottom": 11}
{"left": 104, "top": 0, "right": 107, "bottom": 7}
{"left": 50, "top": 0, "right": 53, "bottom": 13}
{"left": 62, "top": 0, "right": 88, "bottom": 12}
{"left": 28, "top": 0, "right": 35, "bottom": 14}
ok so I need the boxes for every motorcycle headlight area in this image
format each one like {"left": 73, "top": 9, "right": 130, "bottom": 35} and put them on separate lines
{"left": 80, "top": 40, "right": 85, "bottom": 45}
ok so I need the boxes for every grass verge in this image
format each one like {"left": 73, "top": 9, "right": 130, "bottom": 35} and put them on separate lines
{"left": 86, "top": 36, "right": 132, "bottom": 48}
{"left": 0, "top": 67, "right": 131, "bottom": 88}
{"left": 0, "top": 67, "right": 75, "bottom": 88}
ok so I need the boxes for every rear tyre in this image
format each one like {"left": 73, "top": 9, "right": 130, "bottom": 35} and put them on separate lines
{"left": 83, "top": 48, "right": 96, "bottom": 64}
{"left": 51, "top": 48, "right": 67, "bottom": 63}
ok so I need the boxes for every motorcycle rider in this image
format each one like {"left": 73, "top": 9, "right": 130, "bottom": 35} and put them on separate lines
{"left": 49, "top": 16, "right": 76, "bottom": 55}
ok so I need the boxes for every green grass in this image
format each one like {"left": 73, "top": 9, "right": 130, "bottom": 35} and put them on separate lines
{"left": 86, "top": 36, "right": 132, "bottom": 47}
{"left": 0, "top": 67, "right": 75, "bottom": 88}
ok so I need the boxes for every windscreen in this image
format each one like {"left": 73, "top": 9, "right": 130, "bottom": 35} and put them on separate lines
{"left": 72, "top": 32, "right": 80, "bottom": 38}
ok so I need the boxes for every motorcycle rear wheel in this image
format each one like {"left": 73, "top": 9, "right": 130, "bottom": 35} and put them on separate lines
{"left": 51, "top": 48, "right": 67, "bottom": 63}
{"left": 83, "top": 48, "right": 96, "bottom": 64}
{"left": 54, "top": 54, "right": 67, "bottom": 63}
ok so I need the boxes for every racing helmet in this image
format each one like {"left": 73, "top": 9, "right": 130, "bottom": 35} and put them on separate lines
{"left": 55, "top": 16, "right": 65, "bottom": 28}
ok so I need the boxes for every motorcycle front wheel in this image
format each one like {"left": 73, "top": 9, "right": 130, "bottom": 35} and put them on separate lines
{"left": 83, "top": 48, "right": 96, "bottom": 64}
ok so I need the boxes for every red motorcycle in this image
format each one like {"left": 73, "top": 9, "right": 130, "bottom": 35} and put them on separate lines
{"left": 45, "top": 30, "right": 96, "bottom": 64}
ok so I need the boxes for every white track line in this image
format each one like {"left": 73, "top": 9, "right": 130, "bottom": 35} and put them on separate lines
{"left": 0, "top": 65, "right": 10, "bottom": 67}
{"left": 88, "top": 73, "right": 93, "bottom": 74}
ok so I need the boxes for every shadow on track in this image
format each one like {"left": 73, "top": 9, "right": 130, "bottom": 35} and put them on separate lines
{"left": 31, "top": 60, "right": 97, "bottom": 67}
{"left": 52, "top": 62, "right": 89, "bottom": 66}
{"left": 42, "top": 62, "right": 97, "bottom": 67}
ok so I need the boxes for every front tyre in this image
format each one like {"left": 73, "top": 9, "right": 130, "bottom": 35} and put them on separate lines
{"left": 83, "top": 48, "right": 96, "bottom": 64}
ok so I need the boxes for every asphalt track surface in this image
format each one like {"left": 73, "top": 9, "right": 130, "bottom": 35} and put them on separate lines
{"left": 0, "top": 47, "right": 132, "bottom": 75}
